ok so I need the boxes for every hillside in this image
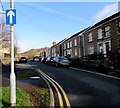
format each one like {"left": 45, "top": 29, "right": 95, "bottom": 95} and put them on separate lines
{"left": 16, "top": 47, "right": 48, "bottom": 60}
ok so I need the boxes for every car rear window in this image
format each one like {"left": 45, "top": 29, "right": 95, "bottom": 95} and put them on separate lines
{"left": 21, "top": 57, "right": 26, "bottom": 59}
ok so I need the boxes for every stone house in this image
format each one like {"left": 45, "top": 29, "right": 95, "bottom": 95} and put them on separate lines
{"left": 0, "top": 45, "right": 10, "bottom": 65}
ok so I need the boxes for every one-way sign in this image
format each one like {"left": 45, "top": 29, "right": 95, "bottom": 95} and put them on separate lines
{"left": 6, "top": 9, "right": 16, "bottom": 25}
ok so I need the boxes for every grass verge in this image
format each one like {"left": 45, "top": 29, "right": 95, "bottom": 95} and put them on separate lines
{"left": 0, "top": 87, "right": 33, "bottom": 107}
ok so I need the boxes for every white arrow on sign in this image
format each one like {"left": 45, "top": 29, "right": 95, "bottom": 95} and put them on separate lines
{"left": 7, "top": 10, "right": 15, "bottom": 24}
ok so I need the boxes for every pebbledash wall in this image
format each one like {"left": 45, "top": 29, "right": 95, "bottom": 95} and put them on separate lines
{"left": 40, "top": 12, "right": 120, "bottom": 68}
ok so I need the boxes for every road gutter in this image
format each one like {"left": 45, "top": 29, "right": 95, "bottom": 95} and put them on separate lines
{"left": 29, "top": 62, "right": 71, "bottom": 108}
{"left": 21, "top": 63, "right": 55, "bottom": 107}
{"left": 36, "top": 69, "right": 71, "bottom": 108}
{"left": 40, "top": 70, "right": 71, "bottom": 107}
{"left": 42, "top": 77, "right": 54, "bottom": 107}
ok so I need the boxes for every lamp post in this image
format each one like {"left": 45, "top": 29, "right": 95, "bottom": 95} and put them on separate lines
{"left": 1, "top": 0, "right": 16, "bottom": 105}
{"left": 10, "top": 0, "right": 16, "bottom": 106}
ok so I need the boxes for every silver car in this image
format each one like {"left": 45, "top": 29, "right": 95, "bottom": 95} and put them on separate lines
{"left": 52, "top": 57, "right": 70, "bottom": 67}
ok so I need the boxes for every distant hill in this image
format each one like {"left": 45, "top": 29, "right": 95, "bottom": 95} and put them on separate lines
{"left": 16, "top": 47, "right": 48, "bottom": 60}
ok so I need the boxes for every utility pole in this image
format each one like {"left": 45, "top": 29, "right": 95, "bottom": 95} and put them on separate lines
{"left": 10, "top": 0, "right": 16, "bottom": 106}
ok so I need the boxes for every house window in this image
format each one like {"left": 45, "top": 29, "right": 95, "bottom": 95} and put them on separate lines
{"left": 70, "top": 41, "right": 72, "bottom": 48}
{"left": 104, "top": 26, "right": 111, "bottom": 38}
{"left": 64, "top": 51, "right": 66, "bottom": 56}
{"left": 74, "top": 49, "right": 77, "bottom": 56}
{"left": 52, "top": 48, "right": 54, "bottom": 53}
{"left": 88, "top": 32, "right": 93, "bottom": 42}
{"left": 88, "top": 46, "right": 94, "bottom": 54}
{"left": 98, "top": 29, "right": 102, "bottom": 39}
{"left": 64, "top": 43, "right": 66, "bottom": 49}
{"left": 70, "top": 49, "right": 72, "bottom": 56}
{"left": 103, "top": 40, "right": 111, "bottom": 57}
{"left": 67, "top": 49, "right": 70, "bottom": 55}
{"left": 54, "top": 48, "right": 56, "bottom": 52}
{"left": 98, "top": 43, "right": 103, "bottom": 53}
{"left": 67, "top": 42, "right": 70, "bottom": 48}
{"left": 74, "top": 39, "right": 77, "bottom": 46}
{"left": 118, "top": 21, "right": 120, "bottom": 33}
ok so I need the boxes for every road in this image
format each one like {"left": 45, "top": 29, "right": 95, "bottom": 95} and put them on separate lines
{"left": 28, "top": 61, "right": 120, "bottom": 107}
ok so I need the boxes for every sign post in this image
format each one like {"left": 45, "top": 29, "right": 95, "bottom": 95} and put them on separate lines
{"left": 6, "top": 9, "right": 16, "bottom": 25}
{"left": 6, "top": 0, "right": 16, "bottom": 106}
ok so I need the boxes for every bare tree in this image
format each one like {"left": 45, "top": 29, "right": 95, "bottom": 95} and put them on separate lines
{"left": 0, "top": 17, "right": 10, "bottom": 48}
{"left": 0, "top": 17, "right": 19, "bottom": 55}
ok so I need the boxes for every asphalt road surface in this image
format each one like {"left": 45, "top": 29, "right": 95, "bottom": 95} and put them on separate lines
{"left": 29, "top": 61, "right": 120, "bottom": 107}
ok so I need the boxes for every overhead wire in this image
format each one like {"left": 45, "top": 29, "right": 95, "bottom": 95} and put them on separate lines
{"left": 16, "top": 8, "right": 53, "bottom": 34}
{"left": 15, "top": 2, "right": 84, "bottom": 41}
{"left": 0, "top": 1, "right": 69, "bottom": 41}
{"left": 16, "top": 2, "right": 85, "bottom": 25}
{"left": 2, "top": 2, "right": 84, "bottom": 43}
{"left": 0, "top": 0, "right": 4, "bottom": 11}
{"left": 15, "top": 3, "right": 68, "bottom": 40}
{"left": 0, "top": 0, "right": 61, "bottom": 40}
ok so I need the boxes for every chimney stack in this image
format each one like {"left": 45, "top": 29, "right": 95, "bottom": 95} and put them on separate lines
{"left": 53, "top": 42, "right": 56, "bottom": 46}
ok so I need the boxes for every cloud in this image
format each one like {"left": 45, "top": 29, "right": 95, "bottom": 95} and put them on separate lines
{"left": 93, "top": 3, "right": 118, "bottom": 21}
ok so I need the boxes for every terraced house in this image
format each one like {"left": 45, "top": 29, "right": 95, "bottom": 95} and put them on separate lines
{"left": 84, "top": 12, "right": 120, "bottom": 58}
{"left": 40, "top": 12, "right": 120, "bottom": 69}
{"left": 87, "top": 12, "right": 119, "bottom": 68}
{"left": 0, "top": 45, "right": 10, "bottom": 65}
{"left": 61, "top": 28, "right": 89, "bottom": 58}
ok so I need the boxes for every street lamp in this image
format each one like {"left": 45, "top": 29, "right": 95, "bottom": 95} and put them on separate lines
{"left": 0, "top": 1, "right": 16, "bottom": 106}
{"left": 9, "top": 0, "right": 16, "bottom": 106}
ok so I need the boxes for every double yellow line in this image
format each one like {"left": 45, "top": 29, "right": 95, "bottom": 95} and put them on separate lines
{"left": 36, "top": 69, "right": 71, "bottom": 108}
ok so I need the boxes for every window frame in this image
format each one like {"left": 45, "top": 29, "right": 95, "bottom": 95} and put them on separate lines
{"left": 98, "top": 28, "right": 102, "bottom": 39}
{"left": 88, "top": 32, "right": 93, "bottom": 42}
{"left": 74, "top": 39, "right": 77, "bottom": 46}
{"left": 64, "top": 43, "right": 66, "bottom": 49}
{"left": 74, "top": 49, "right": 77, "bottom": 56}
{"left": 67, "top": 42, "right": 70, "bottom": 48}
{"left": 88, "top": 46, "right": 94, "bottom": 55}
{"left": 104, "top": 26, "right": 111, "bottom": 38}
{"left": 70, "top": 41, "right": 72, "bottom": 48}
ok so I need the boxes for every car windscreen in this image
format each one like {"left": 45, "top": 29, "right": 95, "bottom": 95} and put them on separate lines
{"left": 59, "top": 57, "right": 68, "bottom": 60}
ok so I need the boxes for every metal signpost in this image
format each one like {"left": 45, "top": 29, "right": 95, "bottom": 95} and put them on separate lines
{"left": 6, "top": 0, "right": 16, "bottom": 106}
{"left": 6, "top": 9, "right": 16, "bottom": 25}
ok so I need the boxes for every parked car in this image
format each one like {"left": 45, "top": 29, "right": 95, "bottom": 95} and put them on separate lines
{"left": 52, "top": 57, "right": 70, "bottom": 67}
{"left": 41, "top": 57, "right": 47, "bottom": 63}
{"left": 46, "top": 57, "right": 54, "bottom": 64}
{"left": 19, "top": 57, "right": 27, "bottom": 63}
{"left": 33, "top": 57, "right": 40, "bottom": 62}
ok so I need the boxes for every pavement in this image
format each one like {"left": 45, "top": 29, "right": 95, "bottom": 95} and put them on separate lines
{"left": 2, "top": 63, "right": 49, "bottom": 107}
{"left": 70, "top": 63, "right": 120, "bottom": 79}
